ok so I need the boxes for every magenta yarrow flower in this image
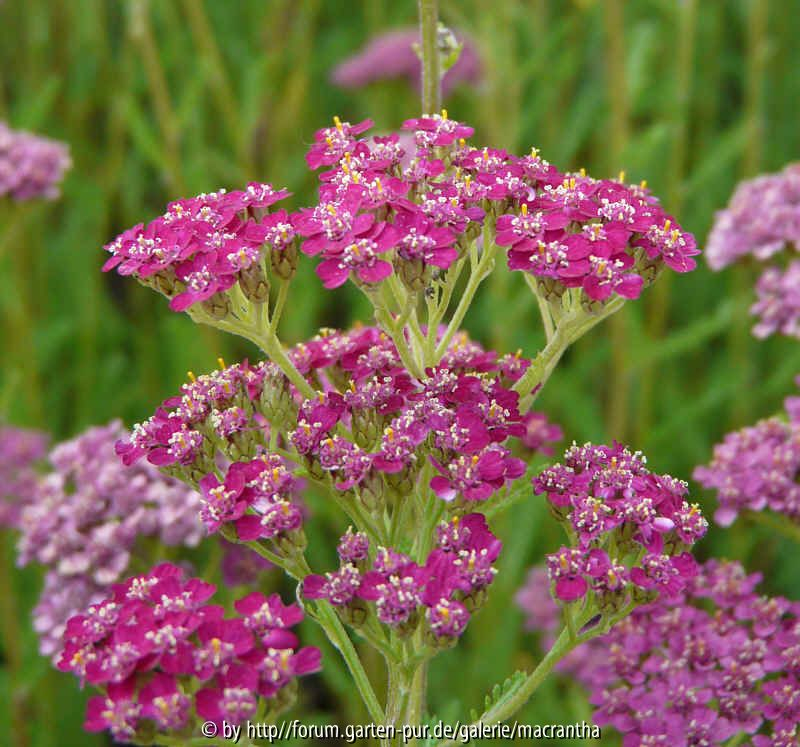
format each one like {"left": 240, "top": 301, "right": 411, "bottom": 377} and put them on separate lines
{"left": 117, "top": 326, "right": 532, "bottom": 514}
{"left": 102, "top": 183, "right": 293, "bottom": 313}
{"left": 104, "top": 114, "right": 695, "bottom": 312}
{"left": 694, "top": 385, "right": 800, "bottom": 527}
{"left": 59, "top": 564, "right": 320, "bottom": 742}
{"left": 303, "top": 513, "right": 500, "bottom": 640}
{"left": 535, "top": 442, "right": 707, "bottom": 605}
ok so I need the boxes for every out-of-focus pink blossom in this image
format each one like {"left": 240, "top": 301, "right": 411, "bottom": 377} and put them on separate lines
{"left": 0, "top": 122, "right": 71, "bottom": 201}
{"left": 331, "top": 29, "right": 482, "bottom": 98}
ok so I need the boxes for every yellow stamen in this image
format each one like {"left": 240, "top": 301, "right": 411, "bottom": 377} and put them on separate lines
{"left": 327, "top": 204, "right": 337, "bottom": 215}
{"left": 663, "top": 219, "right": 671, "bottom": 232}
{"left": 530, "top": 147, "right": 539, "bottom": 158}
{"left": 458, "top": 138, "right": 466, "bottom": 148}
{"left": 187, "top": 371, "right": 197, "bottom": 382}
{"left": 640, "top": 179, "right": 648, "bottom": 189}
{"left": 520, "top": 203, "right": 528, "bottom": 216}
{"left": 333, "top": 115, "right": 343, "bottom": 131}
{"left": 618, "top": 170, "right": 626, "bottom": 183}
{"left": 578, "top": 168, "right": 586, "bottom": 178}
{"left": 385, "top": 427, "right": 394, "bottom": 441}
{"left": 471, "top": 455, "right": 480, "bottom": 465}
{"left": 441, "top": 109, "right": 448, "bottom": 120}
{"left": 217, "top": 357, "right": 226, "bottom": 369}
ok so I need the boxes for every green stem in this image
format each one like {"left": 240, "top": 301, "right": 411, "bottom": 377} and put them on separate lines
{"left": 314, "top": 602, "right": 387, "bottom": 725}
{"left": 418, "top": 0, "right": 441, "bottom": 115}
{"left": 268, "top": 279, "right": 290, "bottom": 334}
{"left": 239, "top": 541, "right": 385, "bottom": 724}
{"left": 438, "top": 602, "right": 637, "bottom": 747}
{"left": 513, "top": 296, "right": 625, "bottom": 411}
{"left": 435, "top": 223, "right": 498, "bottom": 360}
{"left": 187, "top": 306, "right": 316, "bottom": 400}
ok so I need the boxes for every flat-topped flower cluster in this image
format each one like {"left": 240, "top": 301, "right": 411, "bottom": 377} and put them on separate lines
{"left": 16, "top": 422, "right": 204, "bottom": 658}
{"left": 534, "top": 443, "right": 708, "bottom": 605}
{"left": 58, "top": 564, "right": 320, "bottom": 742}
{"left": 304, "top": 514, "right": 501, "bottom": 641}
{"left": 0, "top": 121, "right": 71, "bottom": 201}
{"left": 694, "top": 378, "right": 800, "bottom": 527}
{"left": 102, "top": 114, "right": 697, "bottom": 316}
{"left": 115, "top": 326, "right": 544, "bottom": 531}
{"left": 517, "top": 559, "right": 800, "bottom": 746}
{"left": 706, "top": 163, "right": 800, "bottom": 339}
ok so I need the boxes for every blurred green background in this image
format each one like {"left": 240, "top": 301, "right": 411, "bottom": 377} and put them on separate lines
{"left": 1, "top": 0, "right": 799, "bottom": 744}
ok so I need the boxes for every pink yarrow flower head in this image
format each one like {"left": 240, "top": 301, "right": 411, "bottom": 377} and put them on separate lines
{"left": 705, "top": 164, "right": 800, "bottom": 340}
{"left": 0, "top": 121, "right": 71, "bottom": 200}
{"left": 693, "top": 385, "right": 800, "bottom": 527}
{"left": 16, "top": 421, "right": 204, "bottom": 660}
{"left": 102, "top": 183, "right": 293, "bottom": 315}
{"left": 330, "top": 28, "right": 482, "bottom": 99}
{"left": 118, "top": 326, "right": 533, "bottom": 518}
{"left": 104, "top": 114, "right": 694, "bottom": 308}
{"left": 750, "top": 260, "right": 800, "bottom": 339}
{"left": 534, "top": 442, "right": 707, "bottom": 607}
{"left": 303, "top": 513, "right": 500, "bottom": 641}
{"left": 706, "top": 163, "right": 800, "bottom": 271}
{"left": 59, "top": 564, "right": 320, "bottom": 742}
{"left": 523, "top": 559, "right": 800, "bottom": 745}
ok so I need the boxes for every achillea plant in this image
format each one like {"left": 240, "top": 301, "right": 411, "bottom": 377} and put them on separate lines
{"left": 42, "top": 6, "right": 712, "bottom": 745}
{"left": 88, "top": 96, "right": 702, "bottom": 741}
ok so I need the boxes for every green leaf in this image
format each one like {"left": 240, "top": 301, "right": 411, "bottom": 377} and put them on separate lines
{"left": 468, "top": 670, "right": 528, "bottom": 723}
